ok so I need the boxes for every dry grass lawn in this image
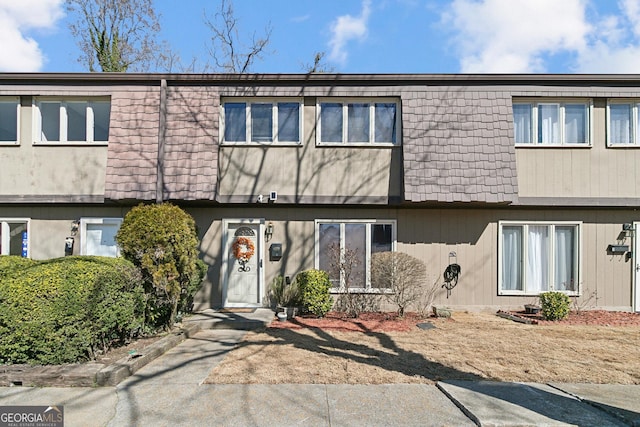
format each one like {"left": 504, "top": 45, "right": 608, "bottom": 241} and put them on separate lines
{"left": 205, "top": 312, "right": 640, "bottom": 385}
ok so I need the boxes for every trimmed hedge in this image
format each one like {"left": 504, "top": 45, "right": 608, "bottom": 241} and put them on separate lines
{"left": 0, "top": 255, "right": 36, "bottom": 281}
{"left": 116, "top": 203, "right": 205, "bottom": 328}
{"left": 539, "top": 291, "right": 571, "bottom": 321}
{"left": 0, "top": 256, "right": 144, "bottom": 365}
{"left": 296, "top": 269, "right": 333, "bottom": 317}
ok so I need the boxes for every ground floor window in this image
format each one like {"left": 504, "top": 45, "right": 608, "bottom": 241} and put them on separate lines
{"left": 499, "top": 221, "right": 580, "bottom": 295}
{"left": 0, "top": 219, "right": 29, "bottom": 257}
{"left": 80, "top": 218, "right": 122, "bottom": 257}
{"left": 315, "top": 220, "right": 395, "bottom": 291}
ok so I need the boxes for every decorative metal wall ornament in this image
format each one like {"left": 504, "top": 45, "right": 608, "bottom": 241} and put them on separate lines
{"left": 232, "top": 236, "right": 255, "bottom": 272}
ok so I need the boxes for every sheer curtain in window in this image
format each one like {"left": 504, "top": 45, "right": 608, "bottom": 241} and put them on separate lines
{"left": 564, "top": 104, "right": 587, "bottom": 144}
{"left": 513, "top": 104, "right": 532, "bottom": 144}
{"left": 502, "top": 227, "right": 522, "bottom": 291}
{"left": 538, "top": 104, "right": 559, "bottom": 144}
{"left": 610, "top": 104, "right": 631, "bottom": 144}
{"left": 526, "top": 226, "right": 549, "bottom": 292}
{"left": 555, "top": 226, "right": 576, "bottom": 291}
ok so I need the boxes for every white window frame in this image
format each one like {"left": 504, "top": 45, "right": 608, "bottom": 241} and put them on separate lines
{"left": 607, "top": 100, "right": 640, "bottom": 147}
{"left": 80, "top": 217, "right": 123, "bottom": 257}
{"left": 498, "top": 221, "right": 582, "bottom": 296}
{"left": 316, "top": 98, "right": 401, "bottom": 146}
{"left": 513, "top": 99, "right": 592, "bottom": 147}
{"left": 0, "top": 96, "right": 20, "bottom": 145}
{"left": 33, "top": 97, "right": 110, "bottom": 145}
{"left": 314, "top": 219, "right": 397, "bottom": 292}
{"left": 0, "top": 218, "right": 30, "bottom": 257}
{"left": 220, "top": 98, "right": 303, "bottom": 145}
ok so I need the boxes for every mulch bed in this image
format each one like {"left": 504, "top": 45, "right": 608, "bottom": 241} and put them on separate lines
{"left": 269, "top": 311, "right": 434, "bottom": 333}
{"left": 269, "top": 310, "right": 640, "bottom": 333}
{"left": 502, "top": 310, "right": 640, "bottom": 326}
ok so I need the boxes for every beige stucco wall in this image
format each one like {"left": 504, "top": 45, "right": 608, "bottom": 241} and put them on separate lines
{"left": 516, "top": 99, "right": 640, "bottom": 199}
{"left": 217, "top": 99, "right": 402, "bottom": 203}
{"left": 0, "top": 98, "right": 107, "bottom": 197}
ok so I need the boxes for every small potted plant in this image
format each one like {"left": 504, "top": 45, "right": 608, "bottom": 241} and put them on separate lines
{"left": 269, "top": 275, "right": 301, "bottom": 320}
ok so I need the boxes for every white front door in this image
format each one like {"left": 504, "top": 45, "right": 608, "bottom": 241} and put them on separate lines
{"left": 222, "top": 220, "right": 263, "bottom": 307}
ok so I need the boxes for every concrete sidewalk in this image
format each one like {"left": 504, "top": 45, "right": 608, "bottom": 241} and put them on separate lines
{"left": 1, "top": 325, "right": 639, "bottom": 426}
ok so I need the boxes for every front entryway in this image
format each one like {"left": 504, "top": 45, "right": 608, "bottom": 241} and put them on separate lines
{"left": 222, "top": 219, "right": 264, "bottom": 307}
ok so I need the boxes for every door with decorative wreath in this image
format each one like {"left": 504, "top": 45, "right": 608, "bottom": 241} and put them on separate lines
{"left": 222, "top": 220, "right": 264, "bottom": 307}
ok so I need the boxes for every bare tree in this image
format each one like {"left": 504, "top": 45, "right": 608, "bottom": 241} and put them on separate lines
{"left": 66, "top": 0, "right": 169, "bottom": 72}
{"left": 204, "top": 0, "right": 272, "bottom": 73}
{"left": 302, "top": 51, "right": 335, "bottom": 73}
{"left": 371, "top": 252, "right": 427, "bottom": 317}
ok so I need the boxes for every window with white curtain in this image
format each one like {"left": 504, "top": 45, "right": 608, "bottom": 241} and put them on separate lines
{"left": 607, "top": 101, "right": 640, "bottom": 146}
{"left": 34, "top": 97, "right": 110, "bottom": 144}
{"left": 222, "top": 98, "right": 302, "bottom": 144}
{"left": 315, "top": 220, "right": 395, "bottom": 291}
{"left": 499, "top": 222, "right": 580, "bottom": 295}
{"left": 317, "top": 99, "right": 399, "bottom": 145}
{"left": 513, "top": 100, "right": 590, "bottom": 146}
{"left": 80, "top": 218, "right": 122, "bottom": 257}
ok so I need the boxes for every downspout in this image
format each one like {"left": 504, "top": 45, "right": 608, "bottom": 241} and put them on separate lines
{"left": 156, "top": 78, "right": 167, "bottom": 203}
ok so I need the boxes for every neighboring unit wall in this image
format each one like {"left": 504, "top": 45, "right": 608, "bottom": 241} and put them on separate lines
{"left": 515, "top": 92, "right": 640, "bottom": 202}
{"left": 0, "top": 94, "right": 108, "bottom": 201}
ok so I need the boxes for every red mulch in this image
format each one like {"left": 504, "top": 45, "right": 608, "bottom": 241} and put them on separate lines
{"left": 269, "top": 310, "right": 640, "bottom": 333}
{"left": 537, "top": 310, "right": 640, "bottom": 326}
{"left": 268, "top": 311, "right": 429, "bottom": 333}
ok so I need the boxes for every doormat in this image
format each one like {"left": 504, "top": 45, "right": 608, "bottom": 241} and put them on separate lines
{"left": 218, "top": 308, "right": 257, "bottom": 313}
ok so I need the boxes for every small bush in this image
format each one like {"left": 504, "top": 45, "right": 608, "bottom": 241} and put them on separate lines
{"left": 539, "top": 291, "right": 571, "bottom": 321}
{"left": 296, "top": 269, "right": 333, "bottom": 317}
{"left": 116, "top": 203, "right": 206, "bottom": 328}
{"left": 0, "top": 256, "right": 144, "bottom": 365}
{"left": 371, "top": 252, "right": 426, "bottom": 317}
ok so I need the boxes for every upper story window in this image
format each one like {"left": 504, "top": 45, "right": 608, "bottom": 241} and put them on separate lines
{"left": 317, "top": 99, "right": 399, "bottom": 145}
{"left": 0, "top": 97, "right": 19, "bottom": 145}
{"left": 513, "top": 100, "right": 591, "bottom": 146}
{"left": 222, "top": 98, "right": 302, "bottom": 144}
{"left": 607, "top": 100, "right": 640, "bottom": 146}
{"left": 34, "top": 97, "right": 110, "bottom": 144}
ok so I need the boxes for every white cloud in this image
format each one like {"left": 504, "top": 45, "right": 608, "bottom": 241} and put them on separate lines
{"left": 0, "top": 0, "right": 64, "bottom": 71}
{"left": 443, "top": 0, "right": 590, "bottom": 73}
{"left": 328, "top": 0, "right": 372, "bottom": 64}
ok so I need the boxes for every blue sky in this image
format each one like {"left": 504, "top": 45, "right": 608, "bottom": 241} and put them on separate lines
{"left": 3, "top": 0, "right": 640, "bottom": 73}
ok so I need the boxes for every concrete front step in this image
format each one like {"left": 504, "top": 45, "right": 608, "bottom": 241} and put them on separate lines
{"left": 184, "top": 308, "right": 275, "bottom": 330}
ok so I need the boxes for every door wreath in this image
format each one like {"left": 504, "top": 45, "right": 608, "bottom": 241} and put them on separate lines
{"left": 232, "top": 236, "right": 255, "bottom": 271}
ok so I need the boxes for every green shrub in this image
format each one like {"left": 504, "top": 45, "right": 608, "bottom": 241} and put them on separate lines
{"left": 296, "top": 269, "right": 333, "bottom": 317}
{"left": 0, "top": 255, "right": 36, "bottom": 281}
{"left": 0, "top": 256, "right": 144, "bottom": 365}
{"left": 539, "top": 291, "right": 571, "bottom": 321}
{"left": 116, "top": 203, "right": 206, "bottom": 328}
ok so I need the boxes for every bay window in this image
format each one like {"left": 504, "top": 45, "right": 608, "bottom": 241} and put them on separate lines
{"left": 316, "top": 220, "right": 395, "bottom": 291}
{"left": 499, "top": 222, "right": 580, "bottom": 295}
{"left": 222, "top": 99, "right": 302, "bottom": 144}
{"left": 318, "top": 99, "right": 399, "bottom": 145}
{"left": 513, "top": 100, "right": 591, "bottom": 146}
{"left": 607, "top": 101, "right": 640, "bottom": 146}
{"left": 34, "top": 98, "right": 110, "bottom": 144}
{"left": 0, "top": 97, "right": 19, "bottom": 144}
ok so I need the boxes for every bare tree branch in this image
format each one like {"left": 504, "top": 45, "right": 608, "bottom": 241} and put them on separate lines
{"left": 302, "top": 51, "right": 335, "bottom": 74}
{"left": 204, "top": 0, "right": 273, "bottom": 73}
{"left": 66, "top": 0, "right": 173, "bottom": 72}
